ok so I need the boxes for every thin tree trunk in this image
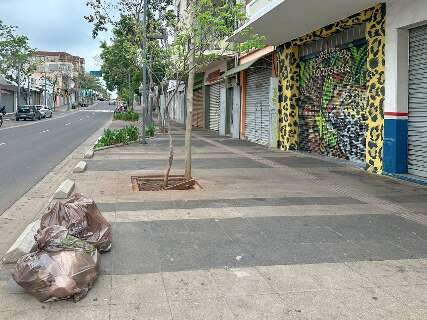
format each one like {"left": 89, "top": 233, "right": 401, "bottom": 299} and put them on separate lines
{"left": 184, "top": 45, "right": 195, "bottom": 180}
{"left": 163, "top": 119, "right": 173, "bottom": 188}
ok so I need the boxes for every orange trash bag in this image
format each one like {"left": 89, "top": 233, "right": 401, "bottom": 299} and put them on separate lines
{"left": 40, "top": 193, "right": 112, "bottom": 252}
{"left": 13, "top": 226, "right": 99, "bottom": 302}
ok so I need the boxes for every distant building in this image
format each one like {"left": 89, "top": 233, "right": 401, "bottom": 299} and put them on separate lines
{"left": 32, "top": 51, "right": 85, "bottom": 109}
{"left": 0, "top": 77, "right": 17, "bottom": 113}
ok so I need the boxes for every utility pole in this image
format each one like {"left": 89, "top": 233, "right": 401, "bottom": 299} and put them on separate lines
{"left": 128, "top": 71, "right": 132, "bottom": 109}
{"left": 44, "top": 75, "right": 48, "bottom": 106}
{"left": 27, "top": 76, "right": 30, "bottom": 105}
{"left": 140, "top": 0, "right": 148, "bottom": 144}
{"left": 17, "top": 65, "right": 21, "bottom": 107}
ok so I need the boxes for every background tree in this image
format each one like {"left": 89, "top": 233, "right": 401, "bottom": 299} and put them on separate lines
{"left": 169, "top": 0, "right": 264, "bottom": 179}
{"left": 0, "top": 20, "right": 35, "bottom": 105}
{"left": 78, "top": 72, "right": 110, "bottom": 100}
{"left": 86, "top": 0, "right": 175, "bottom": 125}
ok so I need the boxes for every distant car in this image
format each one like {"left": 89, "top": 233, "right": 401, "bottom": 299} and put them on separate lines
{"left": 79, "top": 102, "right": 88, "bottom": 108}
{"left": 37, "top": 105, "right": 53, "bottom": 118}
{"left": 16, "top": 105, "right": 42, "bottom": 121}
{"left": 108, "top": 100, "right": 116, "bottom": 106}
{"left": 98, "top": 97, "right": 106, "bottom": 101}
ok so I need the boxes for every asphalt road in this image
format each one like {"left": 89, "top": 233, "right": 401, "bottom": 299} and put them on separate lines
{"left": 0, "top": 102, "right": 114, "bottom": 215}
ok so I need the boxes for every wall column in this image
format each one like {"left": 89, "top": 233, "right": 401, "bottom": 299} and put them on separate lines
{"left": 278, "top": 43, "right": 299, "bottom": 151}
{"left": 383, "top": 26, "right": 409, "bottom": 173}
{"left": 365, "top": 3, "right": 386, "bottom": 174}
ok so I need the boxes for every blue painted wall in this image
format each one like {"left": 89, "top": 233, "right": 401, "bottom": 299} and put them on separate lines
{"left": 383, "top": 119, "right": 408, "bottom": 174}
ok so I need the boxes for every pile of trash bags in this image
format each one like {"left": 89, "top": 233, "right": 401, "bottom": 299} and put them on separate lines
{"left": 12, "top": 194, "right": 112, "bottom": 302}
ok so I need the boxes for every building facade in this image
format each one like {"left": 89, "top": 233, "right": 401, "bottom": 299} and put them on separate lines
{"left": 169, "top": 0, "right": 426, "bottom": 181}
{"left": 225, "top": 0, "right": 427, "bottom": 180}
{"left": 383, "top": 0, "right": 427, "bottom": 178}
{"left": 32, "top": 51, "right": 85, "bottom": 109}
{"left": 0, "top": 78, "right": 17, "bottom": 113}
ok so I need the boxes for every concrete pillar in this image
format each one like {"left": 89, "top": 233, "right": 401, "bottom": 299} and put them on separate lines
{"left": 384, "top": 22, "right": 409, "bottom": 173}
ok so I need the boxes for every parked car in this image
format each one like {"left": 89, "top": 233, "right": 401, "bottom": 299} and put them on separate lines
{"left": 16, "top": 105, "right": 42, "bottom": 121}
{"left": 36, "top": 105, "right": 53, "bottom": 118}
{"left": 79, "top": 102, "right": 88, "bottom": 108}
{"left": 108, "top": 100, "right": 116, "bottom": 106}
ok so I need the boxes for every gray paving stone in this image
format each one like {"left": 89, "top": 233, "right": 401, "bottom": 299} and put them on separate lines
{"left": 315, "top": 242, "right": 374, "bottom": 263}
{"left": 102, "top": 215, "right": 427, "bottom": 275}
{"left": 359, "top": 241, "right": 415, "bottom": 261}
{"left": 101, "top": 196, "right": 364, "bottom": 212}
{"left": 86, "top": 157, "right": 269, "bottom": 171}
{"left": 111, "top": 235, "right": 160, "bottom": 274}
{"left": 150, "top": 220, "right": 189, "bottom": 234}
{"left": 265, "top": 156, "right": 343, "bottom": 168}
{"left": 392, "top": 239, "right": 427, "bottom": 258}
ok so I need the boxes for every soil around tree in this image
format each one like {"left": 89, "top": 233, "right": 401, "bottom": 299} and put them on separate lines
{"left": 131, "top": 175, "right": 198, "bottom": 191}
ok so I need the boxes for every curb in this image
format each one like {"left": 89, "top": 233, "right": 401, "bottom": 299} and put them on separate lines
{"left": 73, "top": 161, "right": 87, "bottom": 173}
{"left": 84, "top": 149, "right": 94, "bottom": 159}
{"left": 53, "top": 179, "right": 75, "bottom": 199}
{"left": 0, "top": 116, "right": 113, "bottom": 263}
{"left": 2, "top": 220, "right": 40, "bottom": 264}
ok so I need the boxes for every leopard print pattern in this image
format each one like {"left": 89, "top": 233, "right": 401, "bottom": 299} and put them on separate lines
{"left": 277, "top": 3, "right": 385, "bottom": 173}
{"left": 365, "top": 4, "right": 385, "bottom": 174}
{"left": 278, "top": 43, "right": 299, "bottom": 150}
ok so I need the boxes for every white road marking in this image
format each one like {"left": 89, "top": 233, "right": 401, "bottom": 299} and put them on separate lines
{"left": 0, "top": 112, "right": 79, "bottom": 131}
{"left": 65, "top": 123, "right": 71, "bottom": 126}
{"left": 80, "top": 109, "right": 114, "bottom": 113}
{"left": 40, "top": 129, "right": 50, "bottom": 133}
{"left": 0, "top": 142, "right": 6, "bottom": 146}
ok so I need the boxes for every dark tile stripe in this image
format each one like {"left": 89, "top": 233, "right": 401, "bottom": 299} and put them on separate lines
{"left": 98, "top": 196, "right": 364, "bottom": 212}
{"left": 100, "top": 214, "right": 427, "bottom": 275}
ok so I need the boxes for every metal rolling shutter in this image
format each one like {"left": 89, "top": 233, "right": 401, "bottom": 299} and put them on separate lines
{"left": 209, "top": 82, "right": 221, "bottom": 131}
{"left": 192, "top": 88, "right": 204, "bottom": 128}
{"left": 408, "top": 25, "right": 427, "bottom": 178}
{"left": 245, "top": 64, "right": 272, "bottom": 145}
{"left": 2, "top": 91, "right": 15, "bottom": 113}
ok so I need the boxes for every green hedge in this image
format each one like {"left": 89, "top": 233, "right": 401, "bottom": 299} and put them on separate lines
{"left": 113, "top": 110, "right": 139, "bottom": 121}
{"left": 95, "top": 125, "right": 139, "bottom": 148}
{"left": 145, "top": 124, "right": 155, "bottom": 137}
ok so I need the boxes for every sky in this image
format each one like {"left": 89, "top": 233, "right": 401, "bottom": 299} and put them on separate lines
{"left": 0, "top": 0, "right": 111, "bottom": 72}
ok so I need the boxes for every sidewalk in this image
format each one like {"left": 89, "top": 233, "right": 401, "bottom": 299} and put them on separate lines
{"left": 1, "top": 122, "right": 427, "bottom": 319}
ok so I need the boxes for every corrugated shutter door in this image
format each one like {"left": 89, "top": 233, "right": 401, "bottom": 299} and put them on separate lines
{"left": 193, "top": 88, "right": 203, "bottom": 128}
{"left": 2, "top": 91, "right": 15, "bottom": 113}
{"left": 409, "top": 25, "right": 427, "bottom": 178}
{"left": 245, "top": 63, "right": 272, "bottom": 145}
{"left": 209, "top": 82, "right": 222, "bottom": 131}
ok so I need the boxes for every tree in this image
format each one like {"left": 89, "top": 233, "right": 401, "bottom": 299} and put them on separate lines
{"left": 169, "top": 0, "right": 264, "bottom": 180}
{"left": 78, "top": 72, "right": 110, "bottom": 100}
{"left": 99, "top": 16, "right": 142, "bottom": 105}
{"left": 86, "top": 0, "right": 175, "bottom": 127}
{"left": 0, "top": 20, "right": 35, "bottom": 105}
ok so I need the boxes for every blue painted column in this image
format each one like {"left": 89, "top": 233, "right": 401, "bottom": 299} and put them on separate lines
{"left": 383, "top": 116, "right": 408, "bottom": 174}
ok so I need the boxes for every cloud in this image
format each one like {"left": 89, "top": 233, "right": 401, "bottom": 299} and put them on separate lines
{"left": 0, "top": 0, "right": 111, "bottom": 71}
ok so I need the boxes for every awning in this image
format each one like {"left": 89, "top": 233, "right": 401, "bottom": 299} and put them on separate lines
{"left": 228, "top": 0, "right": 379, "bottom": 46}
{"left": 222, "top": 59, "right": 258, "bottom": 78}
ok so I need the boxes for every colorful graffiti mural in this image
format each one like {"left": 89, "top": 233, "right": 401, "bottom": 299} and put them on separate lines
{"left": 277, "top": 3, "right": 385, "bottom": 173}
{"left": 298, "top": 46, "right": 369, "bottom": 162}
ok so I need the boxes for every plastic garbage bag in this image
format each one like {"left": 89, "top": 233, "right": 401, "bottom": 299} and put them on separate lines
{"left": 40, "top": 193, "right": 112, "bottom": 252}
{"left": 12, "top": 226, "right": 98, "bottom": 302}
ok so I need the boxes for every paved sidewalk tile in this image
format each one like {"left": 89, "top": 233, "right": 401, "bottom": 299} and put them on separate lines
{"left": 4, "top": 122, "right": 427, "bottom": 319}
